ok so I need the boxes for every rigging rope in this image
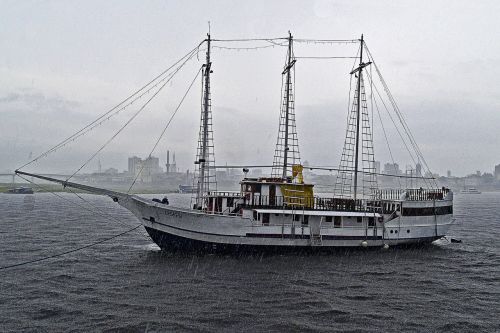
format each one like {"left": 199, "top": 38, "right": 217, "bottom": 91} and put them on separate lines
{"left": 17, "top": 42, "right": 205, "bottom": 171}
{"left": 65, "top": 47, "right": 201, "bottom": 183}
{"left": 213, "top": 44, "right": 286, "bottom": 51}
{"left": 0, "top": 174, "right": 150, "bottom": 271}
{"left": 365, "top": 44, "right": 437, "bottom": 186}
{"left": 295, "top": 38, "right": 358, "bottom": 44}
{"left": 16, "top": 174, "right": 149, "bottom": 237}
{"left": 372, "top": 87, "right": 403, "bottom": 188}
{"left": 211, "top": 38, "right": 288, "bottom": 42}
{"left": 294, "top": 56, "right": 358, "bottom": 59}
{"left": 0, "top": 225, "right": 141, "bottom": 271}
{"left": 127, "top": 66, "right": 203, "bottom": 193}
{"left": 365, "top": 70, "right": 436, "bottom": 188}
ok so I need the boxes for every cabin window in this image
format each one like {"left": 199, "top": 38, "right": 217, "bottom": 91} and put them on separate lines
{"left": 325, "top": 216, "right": 333, "bottom": 223}
{"left": 262, "top": 213, "right": 270, "bottom": 225}
{"left": 227, "top": 198, "right": 234, "bottom": 207}
{"left": 294, "top": 215, "right": 301, "bottom": 222}
{"left": 253, "top": 211, "right": 258, "bottom": 220}
{"left": 357, "top": 216, "right": 363, "bottom": 223}
{"left": 368, "top": 217, "right": 375, "bottom": 227}
{"left": 334, "top": 216, "right": 341, "bottom": 227}
{"left": 303, "top": 215, "right": 309, "bottom": 225}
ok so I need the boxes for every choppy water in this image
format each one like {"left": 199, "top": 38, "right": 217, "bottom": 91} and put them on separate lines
{"left": 0, "top": 192, "right": 499, "bottom": 332}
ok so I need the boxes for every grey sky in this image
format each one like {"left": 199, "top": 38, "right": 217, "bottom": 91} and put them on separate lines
{"left": 1, "top": 0, "right": 499, "bottom": 176}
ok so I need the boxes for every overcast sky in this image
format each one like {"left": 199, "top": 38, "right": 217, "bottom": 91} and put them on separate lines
{"left": 1, "top": 0, "right": 499, "bottom": 177}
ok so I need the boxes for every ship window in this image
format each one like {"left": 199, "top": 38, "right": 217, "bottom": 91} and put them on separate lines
{"left": 395, "top": 230, "right": 398, "bottom": 234}
{"left": 325, "top": 216, "right": 333, "bottom": 223}
{"left": 294, "top": 215, "right": 301, "bottom": 222}
{"left": 303, "top": 215, "right": 309, "bottom": 225}
{"left": 334, "top": 216, "right": 341, "bottom": 227}
{"left": 390, "top": 230, "right": 394, "bottom": 234}
{"left": 357, "top": 216, "right": 363, "bottom": 223}
{"left": 407, "top": 229, "right": 410, "bottom": 233}
{"left": 368, "top": 217, "right": 375, "bottom": 227}
{"left": 262, "top": 213, "right": 270, "bottom": 225}
{"left": 253, "top": 211, "right": 258, "bottom": 220}
{"left": 150, "top": 216, "right": 155, "bottom": 222}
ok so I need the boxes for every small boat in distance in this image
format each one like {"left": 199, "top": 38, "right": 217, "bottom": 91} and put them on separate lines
{"left": 6, "top": 187, "right": 34, "bottom": 194}
{"left": 16, "top": 32, "right": 455, "bottom": 252}
{"left": 460, "top": 188, "right": 481, "bottom": 194}
{"left": 178, "top": 184, "right": 196, "bottom": 194}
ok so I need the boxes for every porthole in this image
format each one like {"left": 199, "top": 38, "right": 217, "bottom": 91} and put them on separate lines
{"left": 390, "top": 230, "right": 394, "bottom": 234}
{"left": 395, "top": 230, "right": 398, "bottom": 234}
{"left": 407, "top": 229, "right": 410, "bottom": 233}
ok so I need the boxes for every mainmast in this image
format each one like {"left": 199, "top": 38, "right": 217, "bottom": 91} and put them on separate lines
{"left": 272, "top": 32, "right": 300, "bottom": 180}
{"left": 353, "top": 34, "right": 364, "bottom": 201}
{"left": 194, "top": 33, "right": 217, "bottom": 208}
{"left": 282, "top": 32, "right": 293, "bottom": 179}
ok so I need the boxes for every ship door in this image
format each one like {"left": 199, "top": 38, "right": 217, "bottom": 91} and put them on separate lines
{"left": 269, "top": 185, "right": 276, "bottom": 206}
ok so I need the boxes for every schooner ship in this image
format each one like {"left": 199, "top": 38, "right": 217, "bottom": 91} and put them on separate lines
{"left": 17, "top": 32, "right": 454, "bottom": 252}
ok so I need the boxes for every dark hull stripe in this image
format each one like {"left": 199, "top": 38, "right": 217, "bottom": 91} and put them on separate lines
{"left": 246, "top": 233, "right": 383, "bottom": 240}
{"left": 144, "top": 226, "right": 439, "bottom": 254}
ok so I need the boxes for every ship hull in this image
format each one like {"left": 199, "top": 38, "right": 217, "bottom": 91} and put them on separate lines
{"left": 144, "top": 225, "right": 440, "bottom": 253}
{"left": 119, "top": 196, "right": 453, "bottom": 253}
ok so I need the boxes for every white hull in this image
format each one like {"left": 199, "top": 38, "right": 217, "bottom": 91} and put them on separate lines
{"left": 119, "top": 196, "right": 454, "bottom": 251}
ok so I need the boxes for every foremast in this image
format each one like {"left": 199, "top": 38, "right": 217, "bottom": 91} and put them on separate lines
{"left": 271, "top": 32, "right": 300, "bottom": 180}
{"left": 193, "top": 33, "right": 217, "bottom": 209}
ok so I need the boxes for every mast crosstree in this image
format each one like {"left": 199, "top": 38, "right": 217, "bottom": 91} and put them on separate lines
{"left": 272, "top": 32, "right": 301, "bottom": 180}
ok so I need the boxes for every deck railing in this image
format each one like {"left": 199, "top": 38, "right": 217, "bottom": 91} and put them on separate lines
{"left": 238, "top": 187, "right": 450, "bottom": 213}
{"left": 373, "top": 188, "right": 449, "bottom": 201}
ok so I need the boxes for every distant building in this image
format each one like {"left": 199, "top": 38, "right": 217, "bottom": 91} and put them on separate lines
{"left": 128, "top": 155, "right": 162, "bottom": 182}
{"left": 374, "top": 161, "right": 381, "bottom": 174}
{"left": 128, "top": 156, "right": 142, "bottom": 175}
{"left": 416, "top": 163, "right": 422, "bottom": 177}
{"left": 104, "top": 167, "right": 118, "bottom": 175}
{"left": 495, "top": 164, "right": 500, "bottom": 181}
{"left": 165, "top": 150, "right": 178, "bottom": 174}
{"left": 384, "top": 162, "right": 400, "bottom": 175}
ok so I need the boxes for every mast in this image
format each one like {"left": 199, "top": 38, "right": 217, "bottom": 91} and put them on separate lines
{"left": 353, "top": 34, "right": 364, "bottom": 201}
{"left": 282, "top": 32, "right": 293, "bottom": 179}
{"left": 272, "top": 31, "right": 299, "bottom": 180}
{"left": 194, "top": 33, "right": 216, "bottom": 208}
